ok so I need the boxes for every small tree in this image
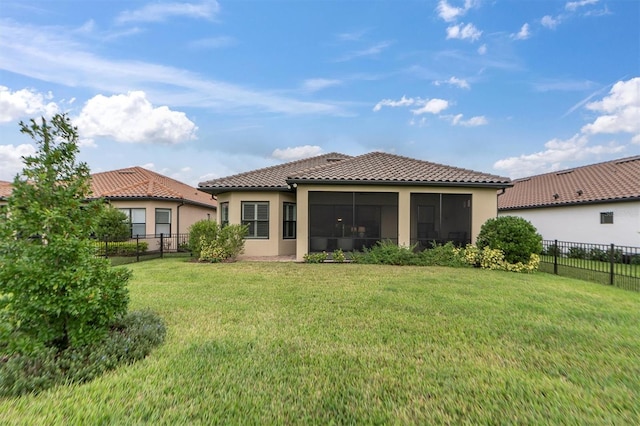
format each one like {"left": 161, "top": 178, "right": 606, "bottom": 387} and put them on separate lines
{"left": 95, "top": 206, "right": 130, "bottom": 242}
{"left": 476, "top": 216, "right": 542, "bottom": 264}
{"left": 0, "top": 114, "right": 129, "bottom": 353}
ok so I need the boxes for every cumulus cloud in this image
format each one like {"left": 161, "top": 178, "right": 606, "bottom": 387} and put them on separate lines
{"left": 411, "top": 99, "right": 450, "bottom": 115}
{"left": 0, "top": 144, "right": 36, "bottom": 181}
{"left": 116, "top": 0, "right": 219, "bottom": 24}
{"left": 272, "top": 145, "right": 323, "bottom": 161}
{"left": 302, "top": 79, "right": 342, "bottom": 93}
{"left": 541, "top": 15, "right": 560, "bottom": 29}
{"left": 449, "top": 114, "right": 488, "bottom": 126}
{"left": 565, "top": 0, "right": 598, "bottom": 12}
{"left": 446, "top": 23, "right": 482, "bottom": 41}
{"left": 582, "top": 77, "right": 640, "bottom": 136}
{"left": 0, "top": 86, "right": 59, "bottom": 123}
{"left": 436, "top": 0, "right": 477, "bottom": 22}
{"left": 434, "top": 76, "right": 470, "bottom": 89}
{"left": 493, "top": 134, "right": 624, "bottom": 177}
{"left": 373, "top": 96, "right": 449, "bottom": 115}
{"left": 74, "top": 91, "right": 198, "bottom": 145}
{"left": 512, "top": 23, "right": 531, "bottom": 40}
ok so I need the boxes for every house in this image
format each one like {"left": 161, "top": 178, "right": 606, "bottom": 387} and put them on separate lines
{"left": 498, "top": 155, "right": 640, "bottom": 247}
{"left": 1, "top": 168, "right": 217, "bottom": 237}
{"left": 198, "top": 152, "right": 512, "bottom": 261}
{"left": 90, "top": 167, "right": 217, "bottom": 237}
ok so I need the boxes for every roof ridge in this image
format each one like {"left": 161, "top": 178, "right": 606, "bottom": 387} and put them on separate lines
{"left": 515, "top": 154, "right": 640, "bottom": 180}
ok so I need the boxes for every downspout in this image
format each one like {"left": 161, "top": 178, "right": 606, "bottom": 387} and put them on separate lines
{"left": 177, "top": 201, "right": 184, "bottom": 235}
{"left": 496, "top": 187, "right": 507, "bottom": 218}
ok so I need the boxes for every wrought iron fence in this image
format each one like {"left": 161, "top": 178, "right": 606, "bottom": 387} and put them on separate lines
{"left": 540, "top": 240, "right": 640, "bottom": 291}
{"left": 95, "top": 233, "right": 191, "bottom": 265}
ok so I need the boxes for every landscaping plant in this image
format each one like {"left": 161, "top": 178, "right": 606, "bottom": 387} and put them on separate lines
{"left": 475, "top": 216, "right": 542, "bottom": 264}
{"left": 95, "top": 206, "right": 131, "bottom": 242}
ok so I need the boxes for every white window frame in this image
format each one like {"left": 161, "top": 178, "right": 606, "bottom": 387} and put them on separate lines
{"left": 242, "top": 202, "right": 269, "bottom": 239}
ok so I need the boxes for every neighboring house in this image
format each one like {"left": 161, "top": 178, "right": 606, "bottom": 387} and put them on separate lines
{"left": 498, "top": 155, "right": 640, "bottom": 247}
{"left": 199, "top": 152, "right": 512, "bottom": 261}
{"left": 91, "top": 167, "right": 217, "bottom": 237}
{"left": 0, "top": 169, "right": 217, "bottom": 237}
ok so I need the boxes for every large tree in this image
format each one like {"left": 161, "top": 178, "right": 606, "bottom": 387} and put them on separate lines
{"left": 0, "top": 114, "right": 129, "bottom": 353}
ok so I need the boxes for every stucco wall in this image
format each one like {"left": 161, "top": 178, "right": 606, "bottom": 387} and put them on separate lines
{"left": 499, "top": 201, "right": 640, "bottom": 247}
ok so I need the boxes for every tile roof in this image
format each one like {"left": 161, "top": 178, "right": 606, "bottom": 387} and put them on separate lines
{"left": 90, "top": 167, "right": 217, "bottom": 208}
{"left": 198, "top": 153, "right": 352, "bottom": 192}
{"left": 498, "top": 155, "right": 640, "bottom": 210}
{"left": 199, "top": 151, "right": 511, "bottom": 194}
{"left": 0, "top": 180, "right": 12, "bottom": 200}
{"left": 288, "top": 152, "right": 512, "bottom": 186}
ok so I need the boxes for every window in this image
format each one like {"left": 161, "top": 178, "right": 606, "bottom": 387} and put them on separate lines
{"left": 220, "top": 202, "right": 229, "bottom": 227}
{"left": 119, "top": 208, "right": 146, "bottom": 237}
{"left": 242, "top": 202, "right": 269, "bottom": 239}
{"left": 600, "top": 211, "right": 614, "bottom": 224}
{"left": 283, "top": 203, "right": 296, "bottom": 239}
{"left": 155, "top": 208, "right": 171, "bottom": 236}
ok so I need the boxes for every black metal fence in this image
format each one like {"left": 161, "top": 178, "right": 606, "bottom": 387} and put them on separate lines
{"left": 95, "top": 233, "right": 191, "bottom": 265}
{"left": 540, "top": 240, "right": 640, "bottom": 291}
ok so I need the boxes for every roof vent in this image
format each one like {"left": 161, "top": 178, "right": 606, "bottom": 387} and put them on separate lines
{"left": 576, "top": 189, "right": 583, "bottom": 196}
{"left": 118, "top": 170, "right": 137, "bottom": 175}
{"left": 326, "top": 158, "right": 344, "bottom": 163}
{"left": 615, "top": 156, "right": 640, "bottom": 165}
{"left": 553, "top": 193, "right": 560, "bottom": 200}
{"left": 556, "top": 170, "right": 574, "bottom": 176}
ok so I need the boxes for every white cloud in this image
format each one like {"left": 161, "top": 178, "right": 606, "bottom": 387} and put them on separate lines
{"left": 450, "top": 114, "right": 488, "bottom": 126}
{"left": 373, "top": 95, "right": 416, "bottom": 112}
{"left": 411, "top": 99, "right": 450, "bottom": 115}
{"left": 272, "top": 145, "right": 323, "bottom": 161}
{"left": 566, "top": 0, "right": 598, "bottom": 12}
{"left": 302, "top": 79, "right": 342, "bottom": 93}
{"left": 541, "top": 15, "right": 560, "bottom": 29}
{"left": 582, "top": 77, "right": 640, "bottom": 137}
{"left": 0, "top": 86, "right": 59, "bottom": 123}
{"left": 435, "top": 76, "right": 470, "bottom": 89}
{"left": 0, "top": 20, "right": 345, "bottom": 116}
{"left": 116, "top": 0, "right": 219, "bottom": 24}
{"left": 477, "top": 44, "right": 487, "bottom": 55}
{"left": 446, "top": 23, "right": 482, "bottom": 41}
{"left": 436, "top": 0, "right": 477, "bottom": 22}
{"left": 493, "top": 134, "right": 624, "bottom": 178}
{"left": 512, "top": 23, "right": 531, "bottom": 40}
{"left": 0, "top": 144, "right": 36, "bottom": 181}
{"left": 74, "top": 91, "right": 198, "bottom": 145}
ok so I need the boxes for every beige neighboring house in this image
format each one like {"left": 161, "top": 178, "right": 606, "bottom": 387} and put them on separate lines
{"left": 0, "top": 168, "right": 217, "bottom": 237}
{"left": 498, "top": 155, "right": 640, "bottom": 247}
{"left": 90, "top": 167, "right": 217, "bottom": 237}
{"left": 199, "top": 152, "right": 512, "bottom": 261}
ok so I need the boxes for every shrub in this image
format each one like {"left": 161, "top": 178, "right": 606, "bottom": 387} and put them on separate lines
{"left": 418, "top": 242, "right": 468, "bottom": 267}
{"left": 197, "top": 224, "right": 248, "bottom": 262}
{"left": 476, "top": 216, "right": 542, "bottom": 264}
{"left": 188, "top": 220, "right": 219, "bottom": 258}
{"left": 351, "top": 240, "right": 418, "bottom": 266}
{"left": 0, "top": 310, "right": 165, "bottom": 397}
{"left": 303, "top": 252, "right": 328, "bottom": 263}
{"left": 568, "top": 246, "right": 587, "bottom": 259}
{"left": 332, "top": 249, "right": 346, "bottom": 263}
{"left": 94, "top": 241, "right": 149, "bottom": 257}
{"left": 459, "top": 244, "right": 540, "bottom": 273}
{"left": 543, "top": 243, "right": 561, "bottom": 257}
{"left": 94, "top": 206, "right": 130, "bottom": 242}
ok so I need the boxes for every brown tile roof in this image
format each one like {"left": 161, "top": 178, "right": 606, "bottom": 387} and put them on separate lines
{"left": 199, "top": 151, "right": 511, "bottom": 194}
{"left": 0, "top": 181, "right": 12, "bottom": 200}
{"left": 498, "top": 155, "right": 640, "bottom": 210}
{"left": 288, "top": 152, "right": 511, "bottom": 187}
{"left": 198, "top": 153, "right": 352, "bottom": 193}
{"left": 91, "top": 167, "right": 217, "bottom": 208}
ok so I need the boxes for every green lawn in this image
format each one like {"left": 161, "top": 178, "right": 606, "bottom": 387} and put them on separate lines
{"left": 2, "top": 259, "right": 639, "bottom": 424}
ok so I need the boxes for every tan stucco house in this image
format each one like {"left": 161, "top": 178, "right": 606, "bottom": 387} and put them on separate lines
{"left": 1, "top": 168, "right": 217, "bottom": 238}
{"left": 199, "top": 152, "right": 512, "bottom": 261}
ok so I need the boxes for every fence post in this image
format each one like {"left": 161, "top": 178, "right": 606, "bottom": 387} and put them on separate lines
{"left": 553, "top": 239, "right": 558, "bottom": 275}
{"left": 104, "top": 239, "right": 109, "bottom": 259}
{"left": 609, "top": 243, "right": 615, "bottom": 286}
{"left": 136, "top": 235, "right": 140, "bottom": 262}
{"left": 160, "top": 233, "right": 164, "bottom": 259}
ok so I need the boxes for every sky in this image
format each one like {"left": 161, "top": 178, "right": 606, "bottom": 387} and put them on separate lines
{"left": 1, "top": 0, "right": 639, "bottom": 187}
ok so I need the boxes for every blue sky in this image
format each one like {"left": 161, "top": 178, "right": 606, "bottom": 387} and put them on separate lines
{"left": 1, "top": 0, "right": 638, "bottom": 186}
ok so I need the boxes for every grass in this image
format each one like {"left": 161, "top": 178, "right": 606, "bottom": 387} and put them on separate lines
{"left": 540, "top": 255, "right": 640, "bottom": 291}
{"left": 1, "top": 258, "right": 639, "bottom": 424}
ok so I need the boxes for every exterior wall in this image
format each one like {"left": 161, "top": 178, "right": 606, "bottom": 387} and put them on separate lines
{"left": 216, "top": 191, "right": 296, "bottom": 258}
{"left": 296, "top": 184, "right": 500, "bottom": 262}
{"left": 107, "top": 199, "right": 216, "bottom": 236}
{"left": 499, "top": 201, "right": 640, "bottom": 247}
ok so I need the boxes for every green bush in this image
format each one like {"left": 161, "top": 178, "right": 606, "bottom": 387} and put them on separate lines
{"left": 351, "top": 240, "right": 417, "bottom": 266}
{"left": 459, "top": 245, "right": 540, "bottom": 273}
{"left": 476, "top": 216, "right": 542, "bottom": 264}
{"left": 188, "top": 220, "right": 219, "bottom": 259}
{"left": 303, "top": 252, "right": 328, "bottom": 263}
{"left": 568, "top": 246, "right": 587, "bottom": 259}
{"left": 197, "top": 224, "right": 248, "bottom": 262}
{"left": 418, "top": 242, "right": 468, "bottom": 267}
{"left": 0, "top": 310, "right": 165, "bottom": 397}
{"left": 332, "top": 248, "right": 346, "bottom": 263}
{"left": 94, "top": 206, "right": 130, "bottom": 242}
{"left": 94, "top": 241, "right": 149, "bottom": 257}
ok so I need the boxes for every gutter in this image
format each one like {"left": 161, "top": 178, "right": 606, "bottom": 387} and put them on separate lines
{"left": 176, "top": 201, "right": 184, "bottom": 234}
